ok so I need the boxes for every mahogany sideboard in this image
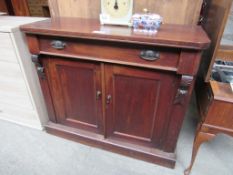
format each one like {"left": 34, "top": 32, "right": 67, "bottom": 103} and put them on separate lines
{"left": 20, "top": 17, "right": 210, "bottom": 168}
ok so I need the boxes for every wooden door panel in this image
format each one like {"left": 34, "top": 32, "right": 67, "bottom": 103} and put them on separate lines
{"left": 114, "top": 75, "right": 159, "bottom": 141}
{"left": 46, "top": 58, "right": 103, "bottom": 133}
{"left": 57, "top": 65, "right": 97, "bottom": 125}
{"left": 105, "top": 65, "right": 178, "bottom": 147}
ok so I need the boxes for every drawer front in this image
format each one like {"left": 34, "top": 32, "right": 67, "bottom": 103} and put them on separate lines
{"left": 206, "top": 101, "right": 233, "bottom": 130}
{"left": 0, "top": 33, "right": 18, "bottom": 63}
{"left": 38, "top": 36, "right": 180, "bottom": 71}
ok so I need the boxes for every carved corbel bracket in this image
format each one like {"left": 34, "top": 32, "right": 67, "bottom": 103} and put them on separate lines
{"left": 174, "top": 75, "right": 194, "bottom": 105}
{"left": 31, "top": 54, "right": 40, "bottom": 64}
{"left": 31, "top": 54, "right": 46, "bottom": 79}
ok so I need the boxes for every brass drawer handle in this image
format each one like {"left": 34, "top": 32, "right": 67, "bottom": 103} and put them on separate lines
{"left": 140, "top": 50, "right": 160, "bottom": 61}
{"left": 51, "top": 40, "right": 66, "bottom": 50}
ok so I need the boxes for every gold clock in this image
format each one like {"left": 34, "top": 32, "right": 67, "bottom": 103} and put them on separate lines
{"left": 100, "top": 0, "right": 133, "bottom": 26}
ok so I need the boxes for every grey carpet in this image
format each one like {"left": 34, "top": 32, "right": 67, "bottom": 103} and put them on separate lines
{"left": 0, "top": 98, "right": 233, "bottom": 175}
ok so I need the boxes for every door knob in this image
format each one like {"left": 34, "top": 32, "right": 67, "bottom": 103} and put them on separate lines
{"left": 96, "top": 90, "right": 102, "bottom": 100}
{"left": 106, "top": 95, "right": 112, "bottom": 104}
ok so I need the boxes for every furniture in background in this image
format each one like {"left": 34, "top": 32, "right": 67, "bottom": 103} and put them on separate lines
{"left": 0, "top": 0, "right": 203, "bottom": 23}
{"left": 185, "top": 80, "right": 233, "bottom": 175}
{"left": 0, "top": 0, "right": 50, "bottom": 17}
{"left": 10, "top": 0, "right": 30, "bottom": 16}
{"left": 197, "top": 0, "right": 233, "bottom": 82}
{"left": 0, "top": 0, "right": 8, "bottom": 13}
{"left": 48, "top": 0, "right": 203, "bottom": 25}
{"left": 0, "top": 16, "right": 48, "bottom": 129}
{"left": 0, "top": 0, "right": 30, "bottom": 16}
{"left": 21, "top": 17, "right": 210, "bottom": 168}
{"left": 185, "top": 0, "right": 233, "bottom": 174}
{"left": 27, "top": 0, "right": 50, "bottom": 17}
{"left": 216, "top": 45, "right": 233, "bottom": 61}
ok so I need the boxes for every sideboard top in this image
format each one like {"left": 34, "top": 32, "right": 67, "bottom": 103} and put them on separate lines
{"left": 20, "top": 17, "right": 210, "bottom": 50}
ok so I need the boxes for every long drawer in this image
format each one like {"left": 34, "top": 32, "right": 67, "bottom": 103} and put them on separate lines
{"left": 38, "top": 36, "right": 180, "bottom": 71}
{"left": 0, "top": 33, "right": 18, "bottom": 63}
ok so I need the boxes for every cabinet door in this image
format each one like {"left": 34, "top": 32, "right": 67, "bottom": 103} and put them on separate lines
{"left": 46, "top": 58, "right": 103, "bottom": 133}
{"left": 105, "top": 65, "right": 178, "bottom": 148}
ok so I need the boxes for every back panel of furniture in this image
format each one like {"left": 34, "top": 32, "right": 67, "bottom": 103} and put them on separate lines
{"left": 48, "top": 0, "right": 203, "bottom": 25}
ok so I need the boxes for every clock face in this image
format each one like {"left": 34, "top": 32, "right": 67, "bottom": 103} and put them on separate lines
{"left": 103, "top": 0, "right": 131, "bottom": 18}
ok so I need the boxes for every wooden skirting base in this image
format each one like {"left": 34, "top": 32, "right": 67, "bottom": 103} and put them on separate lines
{"left": 45, "top": 122, "right": 176, "bottom": 169}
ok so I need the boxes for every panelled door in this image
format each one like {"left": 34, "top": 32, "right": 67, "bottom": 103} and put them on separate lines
{"left": 45, "top": 57, "right": 103, "bottom": 134}
{"left": 104, "top": 64, "right": 178, "bottom": 148}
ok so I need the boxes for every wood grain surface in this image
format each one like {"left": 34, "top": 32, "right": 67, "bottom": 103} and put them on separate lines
{"left": 10, "top": 0, "right": 30, "bottom": 16}
{"left": 48, "top": 0, "right": 203, "bottom": 25}
{"left": 198, "top": 0, "right": 233, "bottom": 82}
{"left": 38, "top": 35, "right": 180, "bottom": 72}
{"left": 216, "top": 45, "right": 233, "bottom": 61}
{"left": 0, "top": 0, "right": 8, "bottom": 13}
{"left": 20, "top": 18, "right": 210, "bottom": 50}
{"left": 22, "top": 17, "right": 209, "bottom": 168}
